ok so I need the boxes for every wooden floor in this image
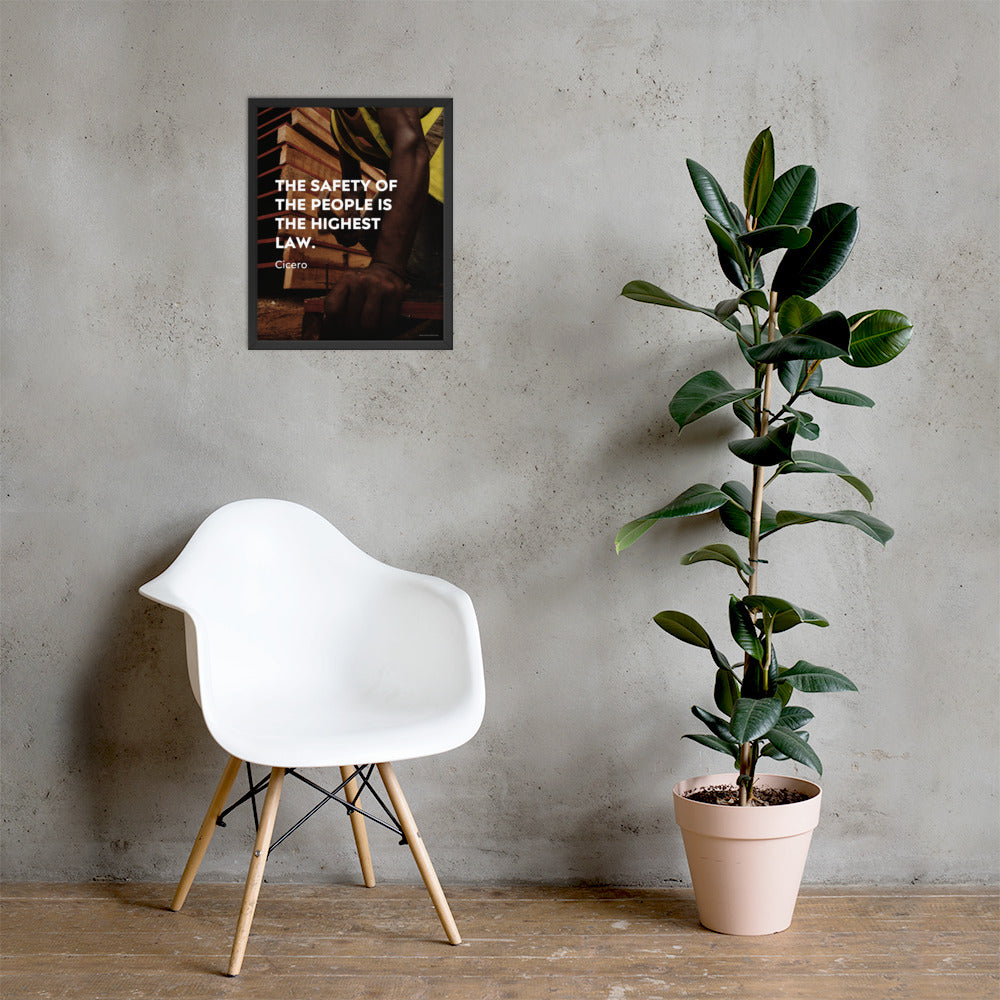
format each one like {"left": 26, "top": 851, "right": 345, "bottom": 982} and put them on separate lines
{"left": 1, "top": 882, "right": 997, "bottom": 999}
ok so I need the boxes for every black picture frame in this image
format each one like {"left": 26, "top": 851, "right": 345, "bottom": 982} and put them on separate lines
{"left": 249, "top": 98, "right": 453, "bottom": 350}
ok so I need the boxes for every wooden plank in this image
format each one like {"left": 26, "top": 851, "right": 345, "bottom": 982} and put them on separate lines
{"left": 290, "top": 107, "right": 337, "bottom": 155}
{"left": 3, "top": 883, "right": 995, "bottom": 912}
{"left": 4, "top": 949, "right": 998, "bottom": 977}
{"left": 3, "top": 885, "right": 996, "bottom": 925}
{"left": 1, "top": 882, "right": 993, "bottom": 901}
{"left": 280, "top": 142, "right": 343, "bottom": 184}
{"left": 0, "top": 883, "right": 996, "bottom": 1000}
{"left": 1, "top": 970, "right": 995, "bottom": 1000}
{"left": 4, "top": 928, "right": 998, "bottom": 961}
{"left": 257, "top": 107, "right": 290, "bottom": 130}
{"left": 276, "top": 123, "right": 385, "bottom": 185}
{"left": 275, "top": 124, "right": 345, "bottom": 178}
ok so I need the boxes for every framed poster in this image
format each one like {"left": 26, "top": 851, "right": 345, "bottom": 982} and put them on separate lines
{"left": 249, "top": 98, "right": 452, "bottom": 349}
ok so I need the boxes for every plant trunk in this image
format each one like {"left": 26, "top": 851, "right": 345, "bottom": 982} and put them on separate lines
{"left": 739, "top": 290, "right": 779, "bottom": 806}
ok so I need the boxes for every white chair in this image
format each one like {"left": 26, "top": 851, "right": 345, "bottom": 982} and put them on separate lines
{"left": 139, "top": 499, "right": 485, "bottom": 976}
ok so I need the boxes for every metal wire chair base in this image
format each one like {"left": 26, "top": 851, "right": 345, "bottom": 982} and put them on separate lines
{"left": 216, "top": 762, "right": 407, "bottom": 854}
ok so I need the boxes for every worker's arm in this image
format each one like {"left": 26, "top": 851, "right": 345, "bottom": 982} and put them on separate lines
{"left": 328, "top": 149, "right": 365, "bottom": 245}
{"left": 323, "top": 108, "right": 430, "bottom": 336}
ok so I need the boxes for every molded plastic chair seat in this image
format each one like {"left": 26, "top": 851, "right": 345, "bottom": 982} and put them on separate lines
{"left": 140, "top": 499, "right": 484, "bottom": 768}
{"left": 139, "top": 499, "right": 485, "bottom": 975}
{"left": 212, "top": 682, "right": 479, "bottom": 769}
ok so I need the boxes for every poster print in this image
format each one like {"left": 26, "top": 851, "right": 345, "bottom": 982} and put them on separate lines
{"left": 249, "top": 98, "right": 452, "bottom": 349}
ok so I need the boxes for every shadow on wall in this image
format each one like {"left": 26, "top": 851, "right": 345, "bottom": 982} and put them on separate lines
{"left": 75, "top": 542, "right": 219, "bottom": 881}
{"left": 557, "top": 740, "right": 689, "bottom": 887}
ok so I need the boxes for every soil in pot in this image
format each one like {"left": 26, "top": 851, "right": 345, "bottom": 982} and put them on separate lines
{"left": 683, "top": 784, "right": 810, "bottom": 806}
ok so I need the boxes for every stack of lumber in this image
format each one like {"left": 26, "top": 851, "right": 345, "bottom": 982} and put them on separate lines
{"left": 255, "top": 106, "right": 382, "bottom": 291}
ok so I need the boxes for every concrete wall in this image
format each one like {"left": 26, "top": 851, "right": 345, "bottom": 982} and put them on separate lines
{"left": 2, "top": 0, "right": 997, "bottom": 886}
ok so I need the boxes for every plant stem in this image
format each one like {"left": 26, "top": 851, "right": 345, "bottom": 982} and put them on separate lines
{"left": 747, "top": 291, "right": 777, "bottom": 592}
{"left": 739, "top": 743, "right": 754, "bottom": 805}
{"left": 740, "top": 289, "right": 779, "bottom": 806}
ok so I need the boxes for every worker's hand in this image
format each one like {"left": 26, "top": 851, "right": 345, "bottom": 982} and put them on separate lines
{"left": 322, "top": 263, "right": 407, "bottom": 337}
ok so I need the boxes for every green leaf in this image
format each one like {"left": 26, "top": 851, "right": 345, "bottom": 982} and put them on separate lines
{"left": 621, "top": 281, "right": 741, "bottom": 332}
{"left": 705, "top": 216, "right": 749, "bottom": 279}
{"left": 748, "top": 336, "right": 847, "bottom": 365}
{"left": 783, "top": 450, "right": 852, "bottom": 475}
{"left": 714, "top": 668, "right": 741, "bottom": 716}
{"left": 776, "top": 321, "right": 826, "bottom": 392}
{"left": 839, "top": 476, "right": 873, "bottom": 504}
{"left": 729, "top": 595, "right": 764, "bottom": 660}
{"left": 741, "top": 646, "right": 778, "bottom": 698}
{"left": 732, "top": 398, "right": 756, "bottom": 430}
{"left": 728, "top": 421, "right": 797, "bottom": 466}
{"left": 738, "top": 224, "right": 811, "bottom": 255}
{"left": 810, "top": 386, "right": 875, "bottom": 407}
{"left": 758, "top": 165, "right": 818, "bottom": 229}
{"left": 743, "top": 595, "right": 829, "bottom": 628}
{"left": 680, "top": 543, "right": 753, "bottom": 578}
{"left": 737, "top": 331, "right": 757, "bottom": 367}
{"left": 730, "top": 697, "right": 782, "bottom": 743}
{"left": 718, "top": 480, "right": 749, "bottom": 510}
{"left": 654, "top": 610, "right": 713, "bottom": 649}
{"left": 747, "top": 311, "right": 852, "bottom": 364}
{"left": 764, "top": 726, "right": 823, "bottom": 774}
{"left": 739, "top": 289, "right": 770, "bottom": 311}
{"left": 719, "top": 480, "right": 778, "bottom": 538}
{"left": 773, "top": 508, "right": 894, "bottom": 545}
{"left": 772, "top": 203, "right": 860, "bottom": 304}
{"left": 771, "top": 609, "right": 814, "bottom": 633}
{"left": 780, "top": 660, "right": 858, "bottom": 693}
{"left": 777, "top": 295, "right": 823, "bottom": 336}
{"left": 778, "top": 358, "right": 823, "bottom": 395}
{"left": 615, "top": 484, "right": 733, "bottom": 553}
{"left": 717, "top": 247, "right": 745, "bottom": 291}
{"left": 744, "top": 127, "right": 775, "bottom": 218}
{"left": 691, "top": 705, "right": 737, "bottom": 743}
{"left": 686, "top": 159, "right": 744, "bottom": 234}
{"left": 719, "top": 503, "right": 752, "bottom": 538}
{"left": 682, "top": 733, "right": 740, "bottom": 757}
{"left": 649, "top": 483, "right": 735, "bottom": 518}
{"left": 844, "top": 310, "right": 913, "bottom": 368}
{"left": 669, "top": 371, "right": 762, "bottom": 429}
{"left": 779, "top": 450, "right": 874, "bottom": 505}
{"left": 714, "top": 297, "right": 740, "bottom": 322}
{"left": 760, "top": 726, "right": 810, "bottom": 760}
{"left": 708, "top": 638, "right": 732, "bottom": 672}
{"left": 614, "top": 518, "right": 656, "bottom": 552}
{"left": 778, "top": 705, "right": 815, "bottom": 730}
{"left": 718, "top": 246, "right": 765, "bottom": 292}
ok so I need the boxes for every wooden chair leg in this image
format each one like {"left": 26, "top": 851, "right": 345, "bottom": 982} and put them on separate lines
{"left": 170, "top": 754, "right": 243, "bottom": 912}
{"left": 340, "top": 765, "right": 375, "bottom": 888}
{"left": 227, "top": 766, "right": 285, "bottom": 977}
{"left": 376, "top": 762, "right": 461, "bottom": 945}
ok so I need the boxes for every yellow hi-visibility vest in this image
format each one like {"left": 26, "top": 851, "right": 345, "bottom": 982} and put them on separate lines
{"left": 331, "top": 107, "right": 444, "bottom": 204}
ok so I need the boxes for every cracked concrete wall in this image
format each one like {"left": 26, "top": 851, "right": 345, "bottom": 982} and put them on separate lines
{"left": 2, "top": 1, "right": 997, "bottom": 885}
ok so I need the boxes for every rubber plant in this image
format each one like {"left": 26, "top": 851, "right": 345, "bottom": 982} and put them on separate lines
{"left": 617, "top": 129, "right": 912, "bottom": 806}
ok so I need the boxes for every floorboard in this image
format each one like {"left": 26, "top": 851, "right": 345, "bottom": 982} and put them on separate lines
{"left": 2, "top": 883, "right": 997, "bottom": 999}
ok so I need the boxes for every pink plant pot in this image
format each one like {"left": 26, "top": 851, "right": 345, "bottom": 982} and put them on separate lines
{"left": 673, "top": 772, "right": 822, "bottom": 935}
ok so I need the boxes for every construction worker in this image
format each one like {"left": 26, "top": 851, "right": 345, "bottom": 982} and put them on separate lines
{"left": 322, "top": 106, "right": 445, "bottom": 337}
